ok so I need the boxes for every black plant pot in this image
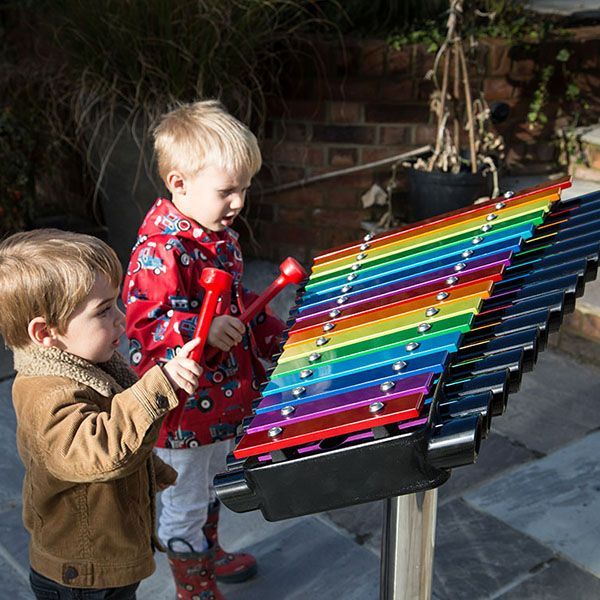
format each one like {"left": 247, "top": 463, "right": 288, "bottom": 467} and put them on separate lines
{"left": 407, "top": 167, "right": 492, "bottom": 222}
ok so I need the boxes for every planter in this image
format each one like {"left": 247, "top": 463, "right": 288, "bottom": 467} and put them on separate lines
{"left": 407, "top": 167, "right": 492, "bottom": 222}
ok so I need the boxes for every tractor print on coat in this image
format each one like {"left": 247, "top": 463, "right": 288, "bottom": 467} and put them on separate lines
{"left": 123, "top": 197, "right": 285, "bottom": 448}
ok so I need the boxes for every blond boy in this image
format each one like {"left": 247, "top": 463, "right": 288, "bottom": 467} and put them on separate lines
{"left": 123, "top": 100, "right": 285, "bottom": 599}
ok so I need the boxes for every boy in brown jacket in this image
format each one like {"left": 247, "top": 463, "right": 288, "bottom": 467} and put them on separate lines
{"left": 0, "top": 229, "right": 203, "bottom": 600}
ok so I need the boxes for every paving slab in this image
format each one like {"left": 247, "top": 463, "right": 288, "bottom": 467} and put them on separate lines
{"left": 496, "top": 557, "right": 600, "bottom": 599}
{"left": 0, "top": 379, "right": 24, "bottom": 505}
{"left": 489, "top": 350, "right": 600, "bottom": 454}
{"left": 432, "top": 499, "right": 555, "bottom": 600}
{"left": 0, "top": 504, "right": 30, "bottom": 596}
{"left": 0, "top": 343, "right": 14, "bottom": 380}
{"left": 465, "top": 430, "right": 600, "bottom": 578}
{"left": 438, "top": 432, "right": 538, "bottom": 505}
{"left": 139, "top": 510, "right": 380, "bottom": 600}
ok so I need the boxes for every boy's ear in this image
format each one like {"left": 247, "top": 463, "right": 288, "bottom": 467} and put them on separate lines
{"left": 27, "top": 317, "right": 59, "bottom": 348}
{"left": 165, "top": 170, "right": 186, "bottom": 196}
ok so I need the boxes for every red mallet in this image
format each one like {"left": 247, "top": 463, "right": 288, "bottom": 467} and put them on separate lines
{"left": 239, "top": 257, "right": 307, "bottom": 324}
{"left": 189, "top": 268, "right": 234, "bottom": 363}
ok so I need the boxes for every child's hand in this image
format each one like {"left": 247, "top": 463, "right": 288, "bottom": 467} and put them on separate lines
{"left": 207, "top": 315, "right": 245, "bottom": 352}
{"left": 162, "top": 338, "right": 203, "bottom": 395}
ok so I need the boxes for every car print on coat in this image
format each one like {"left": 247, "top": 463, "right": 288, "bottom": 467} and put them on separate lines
{"left": 152, "top": 313, "right": 172, "bottom": 342}
{"left": 220, "top": 379, "right": 240, "bottom": 398}
{"left": 165, "top": 430, "right": 200, "bottom": 449}
{"left": 129, "top": 339, "right": 143, "bottom": 366}
{"left": 133, "top": 247, "right": 167, "bottom": 275}
{"left": 185, "top": 391, "right": 213, "bottom": 413}
{"left": 156, "top": 212, "right": 192, "bottom": 236}
{"left": 164, "top": 237, "right": 192, "bottom": 266}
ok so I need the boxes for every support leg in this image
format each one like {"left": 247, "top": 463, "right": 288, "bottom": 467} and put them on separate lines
{"left": 380, "top": 488, "right": 438, "bottom": 600}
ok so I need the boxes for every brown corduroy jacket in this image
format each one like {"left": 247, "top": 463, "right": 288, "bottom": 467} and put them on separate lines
{"left": 12, "top": 346, "right": 179, "bottom": 589}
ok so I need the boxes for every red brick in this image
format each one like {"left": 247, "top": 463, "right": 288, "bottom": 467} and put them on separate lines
{"left": 315, "top": 226, "right": 364, "bottom": 250}
{"left": 414, "top": 45, "right": 436, "bottom": 74}
{"left": 361, "top": 145, "right": 413, "bottom": 163}
{"left": 333, "top": 42, "right": 361, "bottom": 77}
{"left": 312, "top": 124, "right": 376, "bottom": 144}
{"left": 277, "top": 205, "right": 310, "bottom": 224}
{"left": 258, "top": 164, "right": 306, "bottom": 185}
{"left": 328, "top": 101, "right": 363, "bottom": 124}
{"left": 380, "top": 125, "right": 413, "bottom": 146}
{"left": 365, "top": 103, "right": 430, "bottom": 123}
{"left": 358, "top": 40, "right": 388, "bottom": 76}
{"left": 273, "top": 186, "right": 326, "bottom": 208}
{"left": 311, "top": 207, "right": 364, "bottom": 228}
{"left": 329, "top": 77, "right": 381, "bottom": 102}
{"left": 271, "top": 142, "right": 325, "bottom": 166}
{"left": 379, "top": 79, "right": 416, "bottom": 103}
{"left": 268, "top": 98, "right": 327, "bottom": 120}
{"left": 414, "top": 123, "right": 437, "bottom": 145}
{"left": 310, "top": 169, "right": 376, "bottom": 189}
{"left": 277, "top": 122, "right": 309, "bottom": 143}
{"left": 485, "top": 38, "right": 512, "bottom": 77}
{"left": 329, "top": 147, "right": 358, "bottom": 167}
{"left": 271, "top": 223, "right": 315, "bottom": 246}
{"left": 387, "top": 47, "right": 412, "bottom": 75}
{"left": 510, "top": 58, "right": 536, "bottom": 80}
{"left": 483, "top": 77, "right": 520, "bottom": 101}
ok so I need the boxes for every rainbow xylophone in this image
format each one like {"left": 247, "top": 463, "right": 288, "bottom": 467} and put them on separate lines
{"left": 214, "top": 176, "right": 600, "bottom": 522}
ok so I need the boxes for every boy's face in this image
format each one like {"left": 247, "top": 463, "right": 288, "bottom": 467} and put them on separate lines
{"left": 170, "top": 164, "right": 251, "bottom": 232}
{"left": 54, "top": 273, "right": 125, "bottom": 363}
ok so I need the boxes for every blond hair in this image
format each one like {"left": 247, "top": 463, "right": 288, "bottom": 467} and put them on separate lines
{"left": 153, "top": 100, "right": 262, "bottom": 182}
{"left": 0, "top": 229, "right": 122, "bottom": 349}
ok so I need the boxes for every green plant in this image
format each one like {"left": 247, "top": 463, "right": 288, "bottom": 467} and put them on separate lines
{"left": 2, "top": 0, "right": 337, "bottom": 224}
{"left": 0, "top": 107, "right": 35, "bottom": 233}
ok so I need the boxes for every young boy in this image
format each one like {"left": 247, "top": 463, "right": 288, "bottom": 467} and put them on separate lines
{"left": 0, "top": 229, "right": 203, "bottom": 600}
{"left": 123, "top": 100, "right": 285, "bottom": 599}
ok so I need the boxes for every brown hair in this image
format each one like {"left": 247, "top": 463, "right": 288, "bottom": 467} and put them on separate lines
{"left": 153, "top": 99, "right": 262, "bottom": 182}
{"left": 0, "top": 229, "right": 122, "bottom": 348}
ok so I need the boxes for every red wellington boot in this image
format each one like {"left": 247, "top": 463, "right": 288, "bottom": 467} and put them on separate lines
{"left": 202, "top": 500, "right": 258, "bottom": 584}
{"left": 167, "top": 538, "right": 226, "bottom": 600}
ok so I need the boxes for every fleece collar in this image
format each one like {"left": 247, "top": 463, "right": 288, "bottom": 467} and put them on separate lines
{"left": 13, "top": 346, "right": 138, "bottom": 397}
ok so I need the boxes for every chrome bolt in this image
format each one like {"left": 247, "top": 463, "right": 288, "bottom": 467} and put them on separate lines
{"left": 446, "top": 276, "right": 459, "bottom": 285}
{"left": 292, "top": 386, "right": 306, "bottom": 397}
{"left": 341, "top": 284, "right": 353, "bottom": 293}
{"left": 337, "top": 295, "right": 348, "bottom": 305}
{"left": 417, "top": 322, "right": 431, "bottom": 333}
{"left": 308, "top": 352, "right": 321, "bottom": 363}
{"left": 495, "top": 201, "right": 506, "bottom": 210}
{"left": 364, "top": 232, "right": 374, "bottom": 242}
{"left": 481, "top": 224, "right": 493, "bottom": 233}
{"left": 329, "top": 309, "right": 341, "bottom": 318}
{"left": 379, "top": 381, "right": 395, "bottom": 392}
{"left": 392, "top": 360, "right": 407, "bottom": 371}
{"left": 486, "top": 213, "right": 497, "bottom": 221}
{"left": 300, "top": 368, "right": 313, "bottom": 379}
{"left": 356, "top": 252, "right": 367, "bottom": 261}
{"left": 454, "top": 262, "right": 466, "bottom": 272}
{"left": 268, "top": 426, "right": 283, "bottom": 438}
{"left": 316, "top": 337, "right": 329, "bottom": 347}
{"left": 405, "top": 341, "right": 420, "bottom": 352}
{"left": 503, "top": 190, "right": 515, "bottom": 199}
{"left": 281, "top": 405, "right": 295, "bottom": 416}
{"left": 347, "top": 273, "right": 358, "bottom": 281}
{"left": 369, "top": 401, "right": 385, "bottom": 413}
{"left": 425, "top": 307, "right": 439, "bottom": 317}
{"left": 351, "top": 263, "right": 362, "bottom": 271}
{"left": 360, "top": 243, "right": 370, "bottom": 251}
{"left": 461, "top": 249, "right": 474, "bottom": 258}
{"left": 436, "top": 291, "right": 449, "bottom": 301}
{"left": 323, "top": 322, "right": 335, "bottom": 332}
{"left": 472, "top": 236, "right": 484, "bottom": 245}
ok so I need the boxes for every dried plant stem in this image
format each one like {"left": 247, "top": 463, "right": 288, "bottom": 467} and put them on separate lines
{"left": 457, "top": 39, "right": 477, "bottom": 173}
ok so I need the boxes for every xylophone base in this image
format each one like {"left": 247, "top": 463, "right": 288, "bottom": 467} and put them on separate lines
{"left": 380, "top": 489, "right": 437, "bottom": 600}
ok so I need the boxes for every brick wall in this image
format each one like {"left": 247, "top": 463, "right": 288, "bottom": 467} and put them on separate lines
{"left": 245, "top": 29, "right": 600, "bottom": 264}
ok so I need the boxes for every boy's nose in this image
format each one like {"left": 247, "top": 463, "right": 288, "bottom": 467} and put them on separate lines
{"left": 230, "top": 193, "right": 245, "bottom": 210}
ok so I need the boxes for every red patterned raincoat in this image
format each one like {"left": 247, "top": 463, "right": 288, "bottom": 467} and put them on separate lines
{"left": 123, "top": 198, "right": 285, "bottom": 448}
